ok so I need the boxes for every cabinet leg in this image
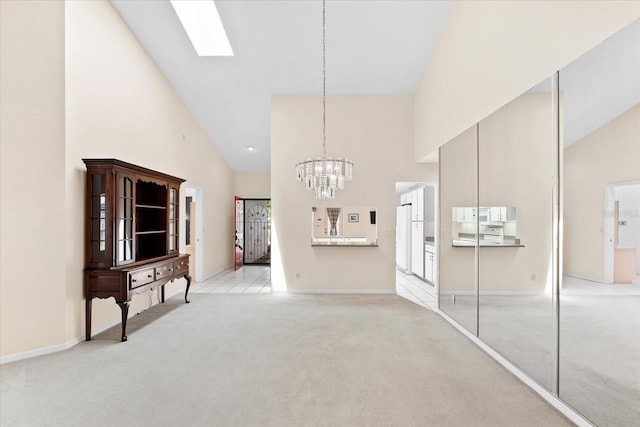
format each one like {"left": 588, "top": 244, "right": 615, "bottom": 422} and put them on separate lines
{"left": 117, "top": 302, "right": 130, "bottom": 342}
{"left": 85, "top": 298, "right": 92, "bottom": 341}
{"left": 184, "top": 274, "right": 192, "bottom": 303}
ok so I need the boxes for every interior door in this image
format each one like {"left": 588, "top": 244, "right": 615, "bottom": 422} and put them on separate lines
{"left": 234, "top": 196, "right": 244, "bottom": 270}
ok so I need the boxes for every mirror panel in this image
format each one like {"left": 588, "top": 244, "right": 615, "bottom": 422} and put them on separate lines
{"left": 311, "top": 206, "right": 378, "bottom": 246}
{"left": 560, "top": 18, "right": 640, "bottom": 425}
{"left": 478, "top": 76, "right": 556, "bottom": 391}
{"left": 438, "top": 125, "right": 478, "bottom": 334}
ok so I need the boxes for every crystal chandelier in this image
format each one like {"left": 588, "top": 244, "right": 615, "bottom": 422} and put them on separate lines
{"left": 295, "top": 0, "right": 353, "bottom": 199}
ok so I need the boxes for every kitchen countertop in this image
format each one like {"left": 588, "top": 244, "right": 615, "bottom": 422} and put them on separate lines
{"left": 312, "top": 237, "right": 378, "bottom": 247}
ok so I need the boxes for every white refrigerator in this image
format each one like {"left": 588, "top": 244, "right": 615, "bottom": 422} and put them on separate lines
{"left": 396, "top": 205, "right": 411, "bottom": 273}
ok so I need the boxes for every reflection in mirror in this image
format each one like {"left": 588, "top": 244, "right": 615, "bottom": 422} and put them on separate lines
{"left": 311, "top": 206, "right": 378, "bottom": 246}
{"left": 451, "top": 207, "right": 521, "bottom": 246}
{"left": 438, "top": 125, "right": 478, "bottom": 334}
{"left": 478, "top": 76, "right": 556, "bottom": 391}
{"left": 560, "top": 18, "right": 640, "bottom": 425}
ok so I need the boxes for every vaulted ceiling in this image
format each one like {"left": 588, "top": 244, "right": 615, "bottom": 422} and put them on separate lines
{"left": 111, "top": 0, "right": 453, "bottom": 171}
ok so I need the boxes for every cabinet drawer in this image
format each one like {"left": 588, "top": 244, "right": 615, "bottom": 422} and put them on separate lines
{"left": 174, "top": 259, "right": 188, "bottom": 276}
{"left": 155, "top": 262, "right": 173, "bottom": 281}
{"left": 129, "top": 268, "right": 155, "bottom": 289}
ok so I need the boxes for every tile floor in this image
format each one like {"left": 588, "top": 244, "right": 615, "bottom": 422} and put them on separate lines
{"left": 395, "top": 269, "right": 438, "bottom": 310}
{"left": 191, "top": 265, "right": 438, "bottom": 314}
{"left": 190, "top": 265, "right": 272, "bottom": 294}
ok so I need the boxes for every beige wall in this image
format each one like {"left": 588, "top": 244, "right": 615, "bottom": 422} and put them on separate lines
{"left": 439, "top": 93, "right": 555, "bottom": 293}
{"left": 564, "top": 104, "right": 640, "bottom": 282}
{"left": 65, "top": 0, "right": 234, "bottom": 341}
{"left": 0, "top": 0, "right": 67, "bottom": 357}
{"left": 415, "top": 1, "right": 640, "bottom": 162}
{"left": 271, "top": 95, "right": 437, "bottom": 291}
{"left": 234, "top": 171, "right": 271, "bottom": 198}
{"left": 0, "top": 0, "right": 235, "bottom": 359}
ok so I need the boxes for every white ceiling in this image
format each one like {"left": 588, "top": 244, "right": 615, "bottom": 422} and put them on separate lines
{"left": 525, "top": 19, "right": 640, "bottom": 147}
{"left": 111, "top": 0, "right": 453, "bottom": 171}
{"left": 560, "top": 18, "right": 640, "bottom": 147}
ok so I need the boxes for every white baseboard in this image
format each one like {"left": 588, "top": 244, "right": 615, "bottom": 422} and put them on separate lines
{"left": 436, "top": 309, "right": 594, "bottom": 427}
{"left": 280, "top": 289, "right": 396, "bottom": 295}
{"left": 439, "top": 290, "right": 545, "bottom": 296}
{"left": 563, "top": 273, "right": 606, "bottom": 284}
{"left": 0, "top": 336, "right": 83, "bottom": 365}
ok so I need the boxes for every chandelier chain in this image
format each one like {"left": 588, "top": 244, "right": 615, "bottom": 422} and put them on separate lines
{"left": 322, "top": 0, "right": 326, "bottom": 157}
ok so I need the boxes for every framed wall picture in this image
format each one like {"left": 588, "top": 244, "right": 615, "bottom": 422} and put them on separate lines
{"left": 348, "top": 213, "right": 359, "bottom": 222}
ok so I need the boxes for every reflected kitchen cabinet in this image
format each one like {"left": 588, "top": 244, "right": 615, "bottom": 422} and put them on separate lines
{"left": 489, "top": 206, "right": 516, "bottom": 222}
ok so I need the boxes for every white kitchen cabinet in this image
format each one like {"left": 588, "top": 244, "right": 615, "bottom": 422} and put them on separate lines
{"left": 425, "top": 244, "right": 436, "bottom": 283}
{"left": 424, "top": 187, "right": 435, "bottom": 222}
{"left": 400, "top": 193, "right": 410, "bottom": 205}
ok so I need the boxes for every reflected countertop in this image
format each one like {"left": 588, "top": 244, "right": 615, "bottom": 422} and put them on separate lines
{"left": 452, "top": 238, "right": 524, "bottom": 247}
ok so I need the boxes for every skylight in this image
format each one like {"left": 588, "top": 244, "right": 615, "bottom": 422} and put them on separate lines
{"left": 170, "top": 0, "right": 233, "bottom": 56}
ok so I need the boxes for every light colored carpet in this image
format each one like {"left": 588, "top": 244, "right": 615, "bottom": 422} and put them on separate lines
{"left": 0, "top": 294, "right": 572, "bottom": 427}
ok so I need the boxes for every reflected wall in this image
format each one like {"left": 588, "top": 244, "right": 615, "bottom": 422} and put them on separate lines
{"left": 439, "top": 125, "right": 477, "bottom": 334}
{"left": 478, "top": 76, "right": 556, "bottom": 391}
{"left": 438, "top": 18, "right": 640, "bottom": 426}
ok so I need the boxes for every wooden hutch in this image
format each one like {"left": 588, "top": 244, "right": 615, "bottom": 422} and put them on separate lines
{"left": 83, "top": 159, "right": 191, "bottom": 342}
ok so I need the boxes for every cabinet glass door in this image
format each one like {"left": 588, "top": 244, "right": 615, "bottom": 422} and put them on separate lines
{"left": 117, "top": 174, "right": 135, "bottom": 265}
{"left": 90, "top": 173, "right": 107, "bottom": 265}
{"left": 168, "top": 186, "right": 179, "bottom": 253}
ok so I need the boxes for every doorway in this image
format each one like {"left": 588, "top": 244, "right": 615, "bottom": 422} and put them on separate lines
{"left": 395, "top": 182, "right": 438, "bottom": 310}
{"left": 604, "top": 180, "right": 640, "bottom": 283}
{"left": 235, "top": 198, "right": 271, "bottom": 268}
{"left": 183, "top": 183, "right": 203, "bottom": 282}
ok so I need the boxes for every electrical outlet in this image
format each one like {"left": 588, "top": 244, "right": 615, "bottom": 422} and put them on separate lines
{"left": 531, "top": 273, "right": 536, "bottom": 281}
{"left": 295, "top": 272, "right": 300, "bottom": 279}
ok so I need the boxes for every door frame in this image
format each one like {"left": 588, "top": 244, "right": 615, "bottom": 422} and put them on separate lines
{"left": 395, "top": 181, "right": 438, "bottom": 292}
{"left": 234, "top": 196, "right": 244, "bottom": 270}
{"left": 183, "top": 182, "right": 203, "bottom": 282}
{"left": 241, "top": 198, "right": 271, "bottom": 265}
{"left": 604, "top": 179, "right": 640, "bottom": 283}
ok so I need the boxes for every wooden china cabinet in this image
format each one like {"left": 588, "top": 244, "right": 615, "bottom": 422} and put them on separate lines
{"left": 83, "top": 159, "right": 191, "bottom": 342}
